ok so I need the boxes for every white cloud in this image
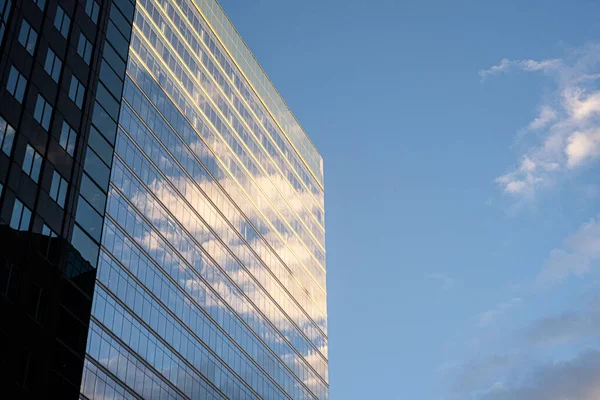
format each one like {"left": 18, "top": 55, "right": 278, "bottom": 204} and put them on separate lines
{"left": 477, "top": 297, "right": 522, "bottom": 327}
{"left": 483, "top": 44, "right": 600, "bottom": 197}
{"left": 537, "top": 215, "right": 600, "bottom": 286}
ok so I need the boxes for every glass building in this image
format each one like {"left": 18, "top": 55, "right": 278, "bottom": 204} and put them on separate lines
{"left": 0, "top": 0, "right": 328, "bottom": 399}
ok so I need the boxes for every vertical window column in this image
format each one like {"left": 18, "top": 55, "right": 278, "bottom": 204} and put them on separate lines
{"left": 72, "top": 0, "right": 134, "bottom": 268}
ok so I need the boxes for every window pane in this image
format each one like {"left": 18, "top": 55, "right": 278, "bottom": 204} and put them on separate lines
{"left": 71, "top": 225, "right": 99, "bottom": 267}
{"left": 85, "top": 0, "right": 99, "bottom": 24}
{"left": 92, "top": 102, "right": 117, "bottom": 144}
{"left": 80, "top": 173, "right": 106, "bottom": 213}
{"left": 100, "top": 60, "right": 123, "bottom": 99}
{"left": 44, "top": 48, "right": 61, "bottom": 83}
{"left": 7, "top": 66, "right": 26, "bottom": 103}
{"left": 10, "top": 200, "right": 23, "bottom": 229}
{"left": 0, "top": 117, "right": 15, "bottom": 156}
{"left": 106, "top": 22, "right": 128, "bottom": 61}
{"left": 54, "top": 6, "right": 70, "bottom": 38}
{"left": 20, "top": 206, "right": 31, "bottom": 230}
{"left": 23, "top": 144, "right": 33, "bottom": 173}
{"left": 76, "top": 196, "right": 102, "bottom": 242}
{"left": 110, "top": 5, "right": 130, "bottom": 40}
{"left": 103, "top": 42, "right": 126, "bottom": 77}
{"left": 88, "top": 126, "right": 113, "bottom": 166}
{"left": 96, "top": 82, "right": 119, "bottom": 120}
{"left": 84, "top": 147, "right": 110, "bottom": 190}
{"left": 31, "top": 151, "right": 42, "bottom": 182}
{"left": 33, "top": 0, "right": 45, "bottom": 11}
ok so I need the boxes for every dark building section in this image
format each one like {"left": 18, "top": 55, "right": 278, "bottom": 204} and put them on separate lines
{"left": 0, "top": 0, "right": 133, "bottom": 397}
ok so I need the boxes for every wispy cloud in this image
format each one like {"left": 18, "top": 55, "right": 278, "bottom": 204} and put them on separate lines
{"left": 481, "top": 350, "right": 600, "bottom": 400}
{"left": 479, "top": 58, "right": 560, "bottom": 80}
{"left": 426, "top": 273, "right": 456, "bottom": 291}
{"left": 537, "top": 214, "right": 600, "bottom": 287}
{"left": 482, "top": 44, "right": 600, "bottom": 197}
{"left": 477, "top": 297, "right": 522, "bottom": 327}
{"left": 522, "top": 297, "right": 600, "bottom": 346}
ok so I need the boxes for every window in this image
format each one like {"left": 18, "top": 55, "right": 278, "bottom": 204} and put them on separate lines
{"left": 58, "top": 121, "right": 77, "bottom": 156}
{"left": 85, "top": 0, "right": 100, "bottom": 24}
{"left": 10, "top": 199, "right": 31, "bottom": 231}
{"left": 6, "top": 66, "right": 27, "bottom": 103}
{"left": 77, "top": 33, "right": 92, "bottom": 65}
{"left": 0, "top": 116, "right": 15, "bottom": 156}
{"left": 0, "top": 0, "right": 12, "bottom": 44}
{"left": 22, "top": 144, "right": 42, "bottom": 183}
{"left": 69, "top": 76, "right": 85, "bottom": 108}
{"left": 18, "top": 20, "right": 38, "bottom": 55}
{"left": 42, "top": 224, "right": 54, "bottom": 236}
{"left": 33, "top": 0, "right": 46, "bottom": 11}
{"left": 54, "top": 6, "right": 70, "bottom": 38}
{"left": 41, "top": 224, "right": 58, "bottom": 262}
{"left": 34, "top": 95, "right": 53, "bottom": 130}
{"left": 44, "top": 48, "right": 62, "bottom": 83}
{"left": 50, "top": 171, "right": 68, "bottom": 208}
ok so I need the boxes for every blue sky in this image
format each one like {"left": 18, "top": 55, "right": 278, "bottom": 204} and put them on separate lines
{"left": 219, "top": 1, "right": 600, "bottom": 398}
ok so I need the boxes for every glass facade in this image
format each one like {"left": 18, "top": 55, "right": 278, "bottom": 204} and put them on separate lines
{"left": 80, "top": 0, "right": 328, "bottom": 399}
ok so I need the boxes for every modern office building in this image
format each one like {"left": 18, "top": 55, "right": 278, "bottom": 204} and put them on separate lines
{"left": 0, "top": 0, "right": 328, "bottom": 399}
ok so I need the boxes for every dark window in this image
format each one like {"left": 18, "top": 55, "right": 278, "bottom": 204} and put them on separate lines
{"left": 85, "top": 0, "right": 100, "bottom": 24}
{"left": 22, "top": 144, "right": 43, "bottom": 183}
{"left": 96, "top": 82, "right": 119, "bottom": 120}
{"left": 0, "top": 116, "right": 15, "bottom": 156}
{"left": 92, "top": 101, "right": 117, "bottom": 144}
{"left": 106, "top": 22, "right": 128, "bottom": 60}
{"left": 10, "top": 199, "right": 31, "bottom": 231}
{"left": 59, "top": 121, "right": 77, "bottom": 156}
{"left": 88, "top": 126, "right": 112, "bottom": 166}
{"left": 77, "top": 33, "right": 93, "bottom": 65}
{"left": 110, "top": 4, "right": 130, "bottom": 40}
{"left": 84, "top": 147, "right": 109, "bottom": 190}
{"left": 76, "top": 196, "right": 102, "bottom": 242}
{"left": 34, "top": 94, "right": 53, "bottom": 130}
{"left": 6, "top": 65, "right": 27, "bottom": 103}
{"left": 50, "top": 171, "right": 68, "bottom": 208}
{"left": 44, "top": 48, "right": 62, "bottom": 83}
{"left": 41, "top": 224, "right": 59, "bottom": 262}
{"left": 103, "top": 42, "right": 126, "bottom": 77}
{"left": 18, "top": 19, "right": 38, "bottom": 55}
{"left": 99, "top": 60, "right": 123, "bottom": 99}
{"left": 80, "top": 173, "right": 106, "bottom": 213}
{"left": 54, "top": 6, "right": 70, "bottom": 38}
{"left": 71, "top": 225, "right": 98, "bottom": 267}
{"left": 69, "top": 76, "right": 85, "bottom": 109}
